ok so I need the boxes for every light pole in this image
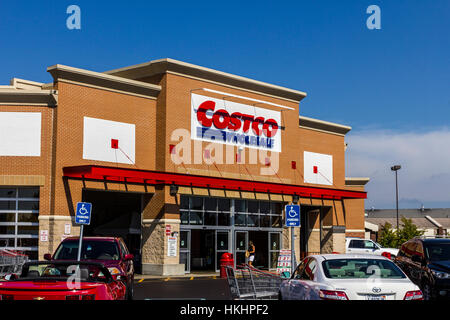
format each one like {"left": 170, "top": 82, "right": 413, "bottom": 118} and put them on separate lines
{"left": 391, "top": 165, "right": 401, "bottom": 231}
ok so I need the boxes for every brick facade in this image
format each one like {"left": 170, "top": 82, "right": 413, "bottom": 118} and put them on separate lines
{"left": 0, "top": 59, "right": 368, "bottom": 274}
{"left": 345, "top": 232, "right": 365, "bottom": 239}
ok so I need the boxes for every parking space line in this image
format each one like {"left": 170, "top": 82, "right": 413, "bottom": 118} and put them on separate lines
{"left": 144, "top": 298, "right": 207, "bottom": 300}
{"left": 135, "top": 275, "right": 223, "bottom": 283}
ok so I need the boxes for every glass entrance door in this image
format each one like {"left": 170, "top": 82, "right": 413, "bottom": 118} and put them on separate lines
{"left": 235, "top": 231, "right": 248, "bottom": 266}
{"left": 215, "top": 230, "right": 229, "bottom": 271}
{"left": 269, "top": 232, "right": 281, "bottom": 270}
{"left": 180, "top": 230, "right": 190, "bottom": 273}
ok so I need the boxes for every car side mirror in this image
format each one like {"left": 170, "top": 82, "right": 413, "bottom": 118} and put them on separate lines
{"left": 43, "top": 253, "right": 52, "bottom": 261}
{"left": 411, "top": 254, "right": 423, "bottom": 263}
{"left": 124, "top": 254, "right": 134, "bottom": 261}
{"left": 281, "top": 271, "right": 291, "bottom": 279}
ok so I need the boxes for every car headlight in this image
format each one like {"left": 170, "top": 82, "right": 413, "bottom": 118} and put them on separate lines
{"left": 107, "top": 267, "right": 121, "bottom": 276}
{"left": 432, "top": 270, "right": 450, "bottom": 279}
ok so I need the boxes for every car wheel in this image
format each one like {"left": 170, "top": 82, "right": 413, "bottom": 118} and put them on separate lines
{"left": 422, "top": 283, "right": 432, "bottom": 301}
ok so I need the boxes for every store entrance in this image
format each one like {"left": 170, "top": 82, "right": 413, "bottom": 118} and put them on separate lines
{"left": 248, "top": 231, "right": 268, "bottom": 269}
{"left": 190, "top": 230, "right": 215, "bottom": 271}
{"left": 82, "top": 189, "right": 143, "bottom": 273}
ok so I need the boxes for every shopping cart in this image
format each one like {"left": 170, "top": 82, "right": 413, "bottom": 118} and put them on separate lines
{"left": 0, "top": 242, "right": 29, "bottom": 277}
{"left": 225, "top": 264, "right": 283, "bottom": 300}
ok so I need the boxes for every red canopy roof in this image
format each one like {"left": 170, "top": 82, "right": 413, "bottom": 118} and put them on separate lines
{"left": 63, "top": 165, "right": 366, "bottom": 200}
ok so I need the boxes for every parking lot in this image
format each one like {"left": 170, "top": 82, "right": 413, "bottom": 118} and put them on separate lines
{"left": 133, "top": 276, "right": 231, "bottom": 300}
{"left": 1, "top": 236, "right": 449, "bottom": 301}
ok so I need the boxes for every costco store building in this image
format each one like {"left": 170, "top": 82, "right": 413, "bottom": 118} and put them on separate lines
{"left": 0, "top": 59, "right": 368, "bottom": 275}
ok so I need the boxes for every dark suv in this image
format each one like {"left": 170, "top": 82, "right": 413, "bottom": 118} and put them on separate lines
{"left": 395, "top": 237, "right": 450, "bottom": 300}
{"left": 44, "top": 237, "right": 135, "bottom": 300}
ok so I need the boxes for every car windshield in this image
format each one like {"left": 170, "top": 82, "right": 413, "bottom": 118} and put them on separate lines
{"left": 18, "top": 262, "right": 110, "bottom": 283}
{"left": 53, "top": 240, "right": 120, "bottom": 260}
{"left": 425, "top": 243, "right": 450, "bottom": 261}
{"left": 322, "top": 258, "right": 406, "bottom": 279}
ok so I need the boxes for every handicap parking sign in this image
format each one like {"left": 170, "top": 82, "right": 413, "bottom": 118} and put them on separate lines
{"left": 285, "top": 205, "right": 300, "bottom": 227}
{"left": 75, "top": 202, "right": 92, "bottom": 225}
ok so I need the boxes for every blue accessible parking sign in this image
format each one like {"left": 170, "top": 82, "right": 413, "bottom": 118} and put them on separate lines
{"left": 285, "top": 205, "right": 300, "bottom": 227}
{"left": 75, "top": 202, "right": 92, "bottom": 225}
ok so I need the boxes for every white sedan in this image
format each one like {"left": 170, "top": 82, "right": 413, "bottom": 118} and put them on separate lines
{"left": 279, "top": 254, "right": 423, "bottom": 300}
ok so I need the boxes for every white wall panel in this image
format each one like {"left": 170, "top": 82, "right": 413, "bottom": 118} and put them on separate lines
{"left": 0, "top": 112, "right": 41, "bottom": 156}
{"left": 83, "top": 117, "right": 135, "bottom": 164}
{"left": 304, "top": 151, "right": 333, "bottom": 185}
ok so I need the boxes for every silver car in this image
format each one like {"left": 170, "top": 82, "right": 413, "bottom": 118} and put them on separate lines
{"left": 279, "top": 254, "right": 423, "bottom": 300}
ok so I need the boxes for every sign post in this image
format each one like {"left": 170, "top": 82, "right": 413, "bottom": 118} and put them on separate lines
{"left": 75, "top": 202, "right": 92, "bottom": 261}
{"left": 285, "top": 204, "right": 300, "bottom": 275}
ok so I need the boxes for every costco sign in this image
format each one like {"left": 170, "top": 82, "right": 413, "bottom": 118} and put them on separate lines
{"left": 191, "top": 93, "right": 282, "bottom": 152}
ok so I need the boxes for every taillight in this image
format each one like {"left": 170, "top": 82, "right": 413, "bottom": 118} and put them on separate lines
{"left": 404, "top": 290, "right": 423, "bottom": 300}
{"left": 381, "top": 252, "right": 392, "bottom": 260}
{"left": 65, "top": 295, "right": 80, "bottom": 300}
{"left": 0, "top": 294, "right": 14, "bottom": 301}
{"left": 319, "top": 290, "right": 349, "bottom": 300}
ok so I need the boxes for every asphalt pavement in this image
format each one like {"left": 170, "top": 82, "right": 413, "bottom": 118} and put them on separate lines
{"left": 133, "top": 277, "right": 232, "bottom": 300}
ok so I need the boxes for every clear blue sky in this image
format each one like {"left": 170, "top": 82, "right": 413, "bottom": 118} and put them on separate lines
{"left": 1, "top": 1, "right": 449, "bottom": 208}
{"left": 0, "top": 0, "right": 448, "bottom": 131}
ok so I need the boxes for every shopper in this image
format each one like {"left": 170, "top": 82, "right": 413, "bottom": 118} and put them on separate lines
{"left": 248, "top": 241, "right": 256, "bottom": 267}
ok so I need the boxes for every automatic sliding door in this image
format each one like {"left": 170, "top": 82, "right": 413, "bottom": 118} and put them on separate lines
{"left": 180, "top": 230, "right": 190, "bottom": 273}
{"left": 215, "top": 230, "right": 229, "bottom": 271}
{"left": 269, "top": 232, "right": 281, "bottom": 270}
{"left": 235, "top": 231, "right": 248, "bottom": 267}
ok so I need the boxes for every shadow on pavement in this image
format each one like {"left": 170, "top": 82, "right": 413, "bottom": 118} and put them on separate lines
{"left": 134, "top": 278, "right": 232, "bottom": 300}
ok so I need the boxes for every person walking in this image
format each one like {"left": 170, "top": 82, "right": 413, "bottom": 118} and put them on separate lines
{"left": 247, "top": 241, "right": 256, "bottom": 267}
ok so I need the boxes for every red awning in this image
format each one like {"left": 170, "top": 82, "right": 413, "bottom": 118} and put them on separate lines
{"left": 63, "top": 165, "right": 366, "bottom": 200}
